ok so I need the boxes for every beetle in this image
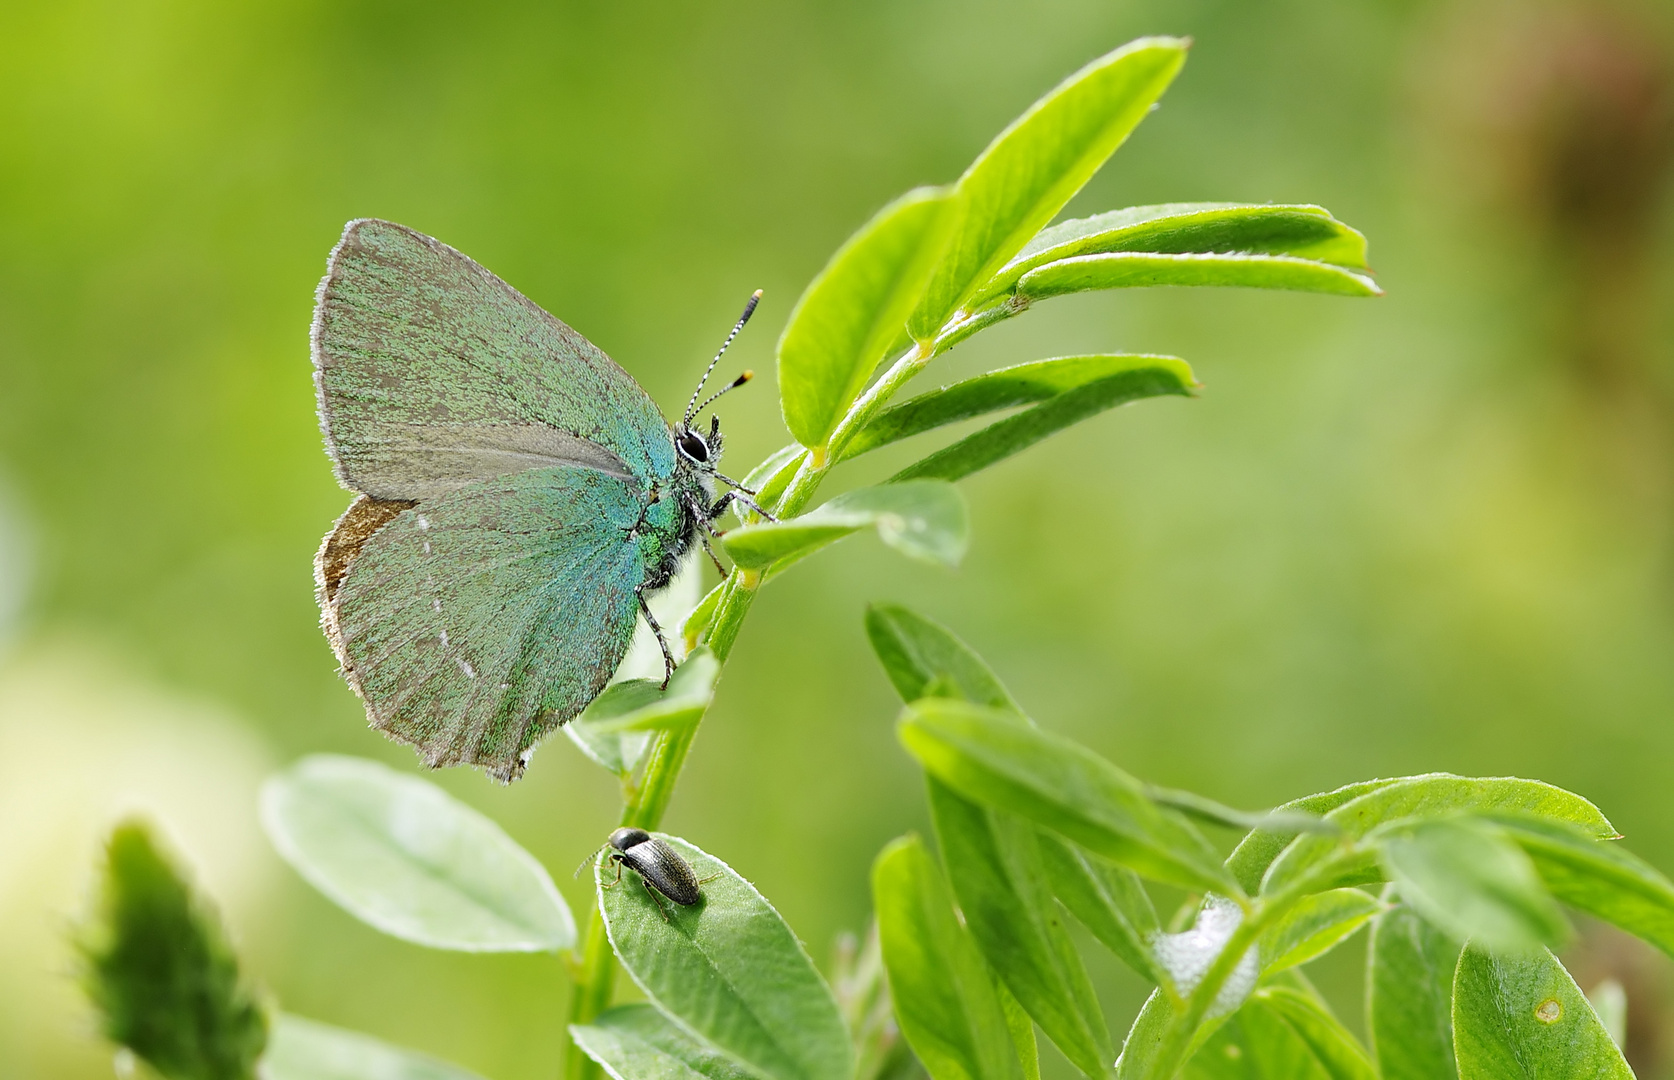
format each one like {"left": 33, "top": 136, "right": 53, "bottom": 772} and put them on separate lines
{"left": 585, "top": 827, "right": 714, "bottom": 920}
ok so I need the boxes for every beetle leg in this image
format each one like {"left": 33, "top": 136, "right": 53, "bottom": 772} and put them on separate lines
{"left": 601, "top": 858, "right": 624, "bottom": 890}
{"left": 641, "top": 877, "right": 673, "bottom": 922}
{"left": 697, "top": 872, "right": 722, "bottom": 886}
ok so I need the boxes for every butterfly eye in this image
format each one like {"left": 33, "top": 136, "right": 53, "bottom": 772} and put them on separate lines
{"left": 677, "top": 430, "right": 710, "bottom": 463}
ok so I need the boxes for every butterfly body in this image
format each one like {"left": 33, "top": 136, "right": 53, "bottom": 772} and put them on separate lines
{"left": 312, "top": 219, "right": 743, "bottom": 782}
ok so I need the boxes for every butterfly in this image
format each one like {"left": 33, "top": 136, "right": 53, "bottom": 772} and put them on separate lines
{"left": 311, "top": 219, "right": 764, "bottom": 782}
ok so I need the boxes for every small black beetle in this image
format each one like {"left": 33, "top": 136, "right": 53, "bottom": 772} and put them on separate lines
{"left": 594, "top": 827, "right": 710, "bottom": 919}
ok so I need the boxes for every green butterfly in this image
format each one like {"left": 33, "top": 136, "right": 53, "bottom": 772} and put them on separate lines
{"left": 312, "top": 220, "right": 762, "bottom": 782}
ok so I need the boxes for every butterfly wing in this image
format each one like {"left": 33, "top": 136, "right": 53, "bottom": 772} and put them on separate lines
{"left": 317, "top": 466, "right": 645, "bottom": 782}
{"left": 312, "top": 218, "right": 676, "bottom": 500}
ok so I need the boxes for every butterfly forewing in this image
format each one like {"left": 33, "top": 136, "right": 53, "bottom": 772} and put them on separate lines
{"left": 321, "top": 467, "right": 646, "bottom": 781}
{"left": 313, "top": 218, "right": 674, "bottom": 500}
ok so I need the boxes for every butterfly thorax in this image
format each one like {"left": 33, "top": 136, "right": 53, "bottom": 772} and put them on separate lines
{"left": 633, "top": 451, "right": 714, "bottom": 592}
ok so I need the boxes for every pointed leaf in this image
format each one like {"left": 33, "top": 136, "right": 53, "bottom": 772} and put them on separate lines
{"left": 780, "top": 187, "right": 958, "bottom": 448}
{"left": 1183, "top": 1010, "right": 1322, "bottom": 1080}
{"left": 1038, "top": 831, "right": 1166, "bottom": 987}
{"left": 1259, "top": 889, "right": 1383, "bottom": 975}
{"left": 1490, "top": 812, "right": 1674, "bottom": 959}
{"left": 570, "top": 1004, "right": 755, "bottom": 1080}
{"left": 1452, "top": 944, "right": 1632, "bottom": 1079}
{"left": 1262, "top": 775, "right": 1616, "bottom": 896}
{"left": 910, "top": 38, "right": 1189, "bottom": 339}
{"left": 841, "top": 355, "right": 1194, "bottom": 462}
{"left": 1117, "top": 990, "right": 1230, "bottom": 1080}
{"left": 723, "top": 480, "right": 968, "bottom": 572}
{"left": 930, "top": 780, "right": 1113, "bottom": 1078}
{"left": 997, "top": 981, "right": 1043, "bottom": 1080}
{"left": 566, "top": 649, "right": 719, "bottom": 778}
{"left": 682, "top": 581, "right": 728, "bottom": 651}
{"left": 260, "top": 755, "right": 574, "bottom": 952}
{"left": 739, "top": 444, "right": 806, "bottom": 521}
{"left": 263, "top": 1014, "right": 487, "bottom": 1080}
{"left": 1366, "top": 891, "right": 1460, "bottom": 1080}
{"left": 1016, "top": 252, "right": 1379, "bottom": 303}
{"left": 874, "top": 834, "right": 1023, "bottom": 1080}
{"left": 1377, "top": 816, "right": 1569, "bottom": 952}
{"left": 967, "top": 203, "right": 1370, "bottom": 310}
{"left": 899, "top": 699, "right": 1237, "bottom": 895}
{"left": 1245, "top": 988, "right": 1376, "bottom": 1080}
{"left": 1225, "top": 780, "right": 1399, "bottom": 896}
{"left": 891, "top": 365, "right": 1194, "bottom": 484}
{"left": 865, "top": 602, "right": 1021, "bottom": 712}
{"left": 599, "top": 833, "right": 851, "bottom": 1080}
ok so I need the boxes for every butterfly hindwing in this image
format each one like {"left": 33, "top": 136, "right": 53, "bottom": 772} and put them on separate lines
{"left": 319, "top": 466, "right": 646, "bottom": 782}
{"left": 312, "top": 218, "right": 676, "bottom": 501}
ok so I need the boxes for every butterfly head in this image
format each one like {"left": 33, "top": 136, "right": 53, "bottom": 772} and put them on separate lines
{"left": 675, "top": 289, "right": 761, "bottom": 473}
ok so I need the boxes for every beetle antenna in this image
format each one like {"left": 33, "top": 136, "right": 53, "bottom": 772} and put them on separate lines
{"left": 693, "top": 370, "right": 753, "bottom": 419}
{"left": 684, "top": 290, "right": 761, "bottom": 425}
{"left": 573, "top": 845, "right": 608, "bottom": 879}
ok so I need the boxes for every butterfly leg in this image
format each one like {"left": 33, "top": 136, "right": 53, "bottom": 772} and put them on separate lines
{"left": 709, "top": 488, "right": 778, "bottom": 524}
{"left": 635, "top": 585, "right": 677, "bottom": 689}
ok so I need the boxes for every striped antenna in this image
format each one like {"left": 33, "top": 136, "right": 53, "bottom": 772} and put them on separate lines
{"left": 692, "top": 370, "right": 753, "bottom": 419}
{"left": 685, "top": 289, "right": 762, "bottom": 424}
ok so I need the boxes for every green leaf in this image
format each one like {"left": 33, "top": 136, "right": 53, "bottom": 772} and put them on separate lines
{"left": 890, "top": 365, "right": 1195, "bottom": 484}
{"left": 900, "top": 699, "right": 1237, "bottom": 895}
{"left": 1259, "top": 889, "right": 1383, "bottom": 975}
{"left": 1225, "top": 781, "right": 1399, "bottom": 896}
{"left": 997, "top": 981, "right": 1043, "bottom": 1080}
{"left": 1015, "top": 252, "right": 1380, "bottom": 303}
{"left": 1144, "top": 788, "right": 1332, "bottom": 838}
{"left": 779, "top": 187, "right": 958, "bottom": 449}
{"left": 739, "top": 444, "right": 806, "bottom": 520}
{"left": 966, "top": 203, "right": 1370, "bottom": 310}
{"left": 910, "top": 37, "right": 1188, "bottom": 339}
{"left": 79, "top": 820, "right": 268, "bottom": 1080}
{"left": 1365, "top": 890, "right": 1461, "bottom": 1080}
{"left": 1375, "top": 817, "right": 1570, "bottom": 952}
{"left": 1452, "top": 944, "right": 1632, "bottom": 1079}
{"left": 260, "top": 755, "right": 574, "bottom": 952}
{"left": 263, "top": 1014, "right": 486, "bottom": 1080}
{"left": 864, "top": 602, "right": 1021, "bottom": 712}
{"left": 1244, "top": 987, "right": 1376, "bottom": 1080}
{"left": 723, "top": 480, "right": 968, "bottom": 572}
{"left": 1262, "top": 775, "right": 1616, "bottom": 895}
{"left": 929, "top": 780, "right": 1114, "bottom": 1078}
{"left": 1490, "top": 812, "right": 1674, "bottom": 958}
{"left": 683, "top": 581, "right": 728, "bottom": 650}
{"left": 1038, "top": 831, "right": 1166, "bottom": 987}
{"left": 1117, "top": 990, "right": 1230, "bottom": 1080}
{"left": 874, "top": 834, "right": 1023, "bottom": 1080}
{"left": 599, "top": 833, "right": 851, "bottom": 1080}
{"left": 840, "top": 355, "right": 1194, "bottom": 463}
{"left": 566, "top": 648, "right": 720, "bottom": 778}
{"left": 569, "top": 1004, "right": 755, "bottom": 1080}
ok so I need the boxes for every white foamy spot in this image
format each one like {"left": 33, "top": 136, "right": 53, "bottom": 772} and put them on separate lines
{"left": 457, "top": 658, "right": 476, "bottom": 679}
{"left": 422, "top": 541, "right": 431, "bottom": 555}
{"left": 1151, "top": 895, "right": 1258, "bottom": 1016}
{"left": 438, "top": 629, "right": 449, "bottom": 647}
{"left": 417, "top": 515, "right": 430, "bottom": 531}
{"left": 432, "top": 599, "right": 442, "bottom": 613}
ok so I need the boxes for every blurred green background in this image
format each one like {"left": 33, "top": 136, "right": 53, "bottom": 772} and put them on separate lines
{"left": 4, "top": 0, "right": 1674, "bottom": 1076}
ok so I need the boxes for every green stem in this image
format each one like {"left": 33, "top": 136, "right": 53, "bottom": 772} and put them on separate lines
{"left": 562, "top": 330, "right": 955, "bottom": 1079}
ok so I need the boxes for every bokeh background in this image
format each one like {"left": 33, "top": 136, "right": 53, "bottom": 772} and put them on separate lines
{"left": 4, "top": 0, "right": 1674, "bottom": 1076}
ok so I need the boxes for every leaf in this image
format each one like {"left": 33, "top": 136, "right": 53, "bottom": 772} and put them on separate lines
{"left": 566, "top": 648, "right": 720, "bottom": 778}
{"left": 864, "top": 602, "right": 1021, "bottom": 712}
{"left": 840, "top": 355, "right": 1195, "bottom": 463}
{"left": 79, "top": 820, "right": 268, "bottom": 1080}
{"left": 1014, "top": 252, "right": 1380, "bottom": 303}
{"left": 899, "top": 699, "right": 1238, "bottom": 895}
{"left": 1145, "top": 787, "right": 1332, "bottom": 838}
{"left": 263, "top": 1014, "right": 487, "bottom": 1080}
{"left": 1452, "top": 943, "right": 1632, "bottom": 1079}
{"left": 1490, "top": 812, "right": 1674, "bottom": 959}
{"left": 723, "top": 480, "right": 968, "bottom": 572}
{"left": 569, "top": 1004, "right": 756, "bottom": 1080}
{"left": 1365, "top": 890, "right": 1461, "bottom": 1080}
{"left": 873, "top": 834, "right": 1023, "bottom": 1080}
{"left": 739, "top": 444, "right": 806, "bottom": 520}
{"left": 598, "top": 833, "right": 851, "bottom": 1080}
{"left": 1259, "top": 889, "right": 1383, "bottom": 975}
{"left": 1117, "top": 990, "right": 1230, "bottom": 1080}
{"left": 779, "top": 187, "right": 958, "bottom": 449}
{"left": 1375, "top": 817, "right": 1570, "bottom": 952}
{"left": 965, "top": 203, "right": 1371, "bottom": 310}
{"left": 260, "top": 755, "right": 574, "bottom": 952}
{"left": 1038, "top": 831, "right": 1167, "bottom": 987}
{"left": 1261, "top": 774, "right": 1617, "bottom": 895}
{"left": 890, "top": 365, "right": 1195, "bottom": 484}
{"left": 929, "top": 780, "right": 1113, "bottom": 1078}
{"left": 996, "top": 981, "right": 1043, "bottom": 1080}
{"left": 910, "top": 37, "right": 1189, "bottom": 339}
{"left": 1225, "top": 781, "right": 1399, "bottom": 896}
{"left": 1244, "top": 987, "right": 1376, "bottom": 1080}
{"left": 683, "top": 581, "right": 728, "bottom": 650}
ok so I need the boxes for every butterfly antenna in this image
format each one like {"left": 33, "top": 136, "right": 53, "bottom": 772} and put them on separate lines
{"left": 693, "top": 369, "right": 753, "bottom": 418}
{"left": 684, "top": 289, "right": 762, "bottom": 425}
